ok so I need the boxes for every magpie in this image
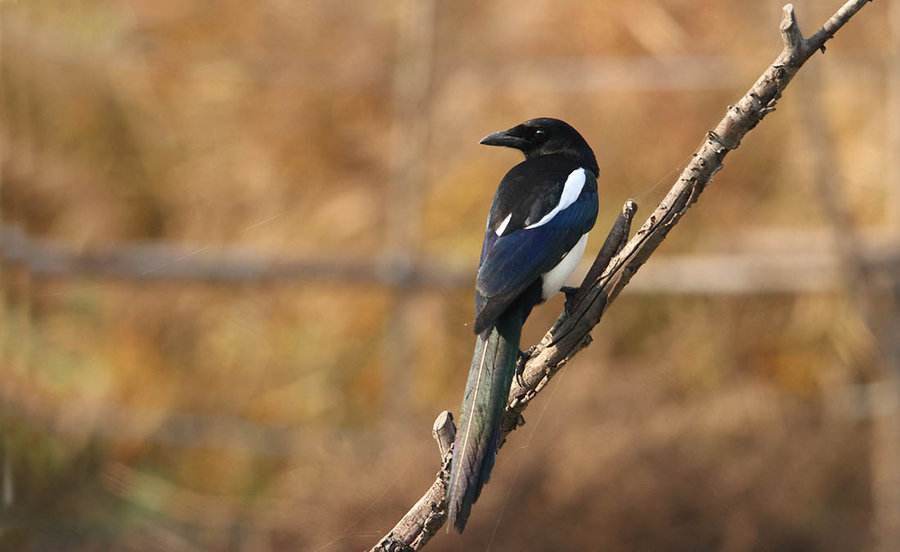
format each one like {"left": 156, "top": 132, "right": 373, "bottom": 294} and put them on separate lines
{"left": 448, "top": 117, "right": 600, "bottom": 532}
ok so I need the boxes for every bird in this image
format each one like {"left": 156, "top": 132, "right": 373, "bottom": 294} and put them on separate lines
{"left": 447, "top": 117, "right": 600, "bottom": 532}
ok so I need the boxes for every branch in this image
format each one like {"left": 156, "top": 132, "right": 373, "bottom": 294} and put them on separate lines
{"left": 370, "top": 2, "right": 874, "bottom": 550}
{"left": 372, "top": 412, "right": 455, "bottom": 552}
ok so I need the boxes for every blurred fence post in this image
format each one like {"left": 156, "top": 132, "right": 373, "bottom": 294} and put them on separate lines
{"left": 798, "top": 18, "right": 900, "bottom": 547}
{"left": 0, "top": 0, "right": 9, "bottom": 510}
{"left": 874, "top": 2, "right": 900, "bottom": 549}
{"left": 384, "top": 0, "right": 437, "bottom": 420}
{"left": 1, "top": 0, "right": 42, "bottom": 511}
{"left": 889, "top": 0, "right": 900, "bottom": 235}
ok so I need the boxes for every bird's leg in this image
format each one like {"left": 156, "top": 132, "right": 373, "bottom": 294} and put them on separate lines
{"left": 560, "top": 286, "right": 580, "bottom": 314}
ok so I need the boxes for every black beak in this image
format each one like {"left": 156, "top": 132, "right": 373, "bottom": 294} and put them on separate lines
{"left": 479, "top": 129, "right": 527, "bottom": 149}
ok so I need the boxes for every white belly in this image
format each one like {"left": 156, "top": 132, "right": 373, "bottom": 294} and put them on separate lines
{"left": 541, "top": 233, "right": 589, "bottom": 300}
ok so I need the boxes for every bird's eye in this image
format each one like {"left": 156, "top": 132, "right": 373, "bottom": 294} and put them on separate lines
{"left": 534, "top": 129, "right": 546, "bottom": 138}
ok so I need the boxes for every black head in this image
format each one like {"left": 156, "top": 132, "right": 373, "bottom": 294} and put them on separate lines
{"left": 479, "top": 117, "right": 598, "bottom": 173}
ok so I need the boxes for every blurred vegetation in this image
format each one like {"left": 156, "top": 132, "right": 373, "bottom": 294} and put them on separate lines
{"left": 0, "top": 1, "right": 895, "bottom": 550}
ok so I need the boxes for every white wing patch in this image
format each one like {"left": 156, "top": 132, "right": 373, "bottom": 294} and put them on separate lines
{"left": 494, "top": 213, "right": 512, "bottom": 236}
{"left": 525, "top": 168, "right": 586, "bottom": 230}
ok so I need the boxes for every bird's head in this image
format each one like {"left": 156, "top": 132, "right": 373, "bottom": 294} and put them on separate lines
{"left": 479, "top": 117, "right": 597, "bottom": 172}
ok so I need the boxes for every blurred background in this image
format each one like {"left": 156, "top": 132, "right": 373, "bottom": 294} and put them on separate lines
{"left": 1, "top": 1, "right": 899, "bottom": 550}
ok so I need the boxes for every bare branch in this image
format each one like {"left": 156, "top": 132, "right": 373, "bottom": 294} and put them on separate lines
{"left": 375, "top": 2, "right": 877, "bottom": 548}
{"left": 372, "top": 414, "right": 455, "bottom": 552}
{"left": 780, "top": 4, "right": 806, "bottom": 55}
{"left": 431, "top": 411, "right": 456, "bottom": 459}
{"left": 570, "top": 200, "right": 638, "bottom": 310}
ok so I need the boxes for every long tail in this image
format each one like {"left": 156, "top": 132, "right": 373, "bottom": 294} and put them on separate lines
{"left": 447, "top": 306, "right": 525, "bottom": 532}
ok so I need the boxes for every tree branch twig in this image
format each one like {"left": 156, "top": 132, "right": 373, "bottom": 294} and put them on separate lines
{"left": 370, "top": 2, "right": 874, "bottom": 550}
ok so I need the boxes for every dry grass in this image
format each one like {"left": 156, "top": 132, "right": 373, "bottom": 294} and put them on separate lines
{"left": 1, "top": 1, "right": 893, "bottom": 550}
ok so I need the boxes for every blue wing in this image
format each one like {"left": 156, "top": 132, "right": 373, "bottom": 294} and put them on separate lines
{"left": 473, "top": 185, "right": 598, "bottom": 334}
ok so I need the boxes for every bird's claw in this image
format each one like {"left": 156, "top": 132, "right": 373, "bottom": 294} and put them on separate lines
{"left": 516, "top": 346, "right": 535, "bottom": 387}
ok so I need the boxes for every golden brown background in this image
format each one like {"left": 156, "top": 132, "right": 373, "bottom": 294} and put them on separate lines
{"left": 1, "top": 1, "right": 899, "bottom": 550}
